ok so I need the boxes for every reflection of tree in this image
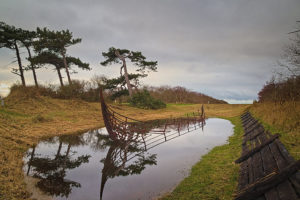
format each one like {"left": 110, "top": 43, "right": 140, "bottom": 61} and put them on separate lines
{"left": 27, "top": 134, "right": 91, "bottom": 198}
{"left": 99, "top": 133, "right": 157, "bottom": 200}
{"left": 99, "top": 117, "right": 206, "bottom": 199}
{"left": 85, "top": 129, "right": 110, "bottom": 151}
{"left": 30, "top": 155, "right": 89, "bottom": 197}
{"left": 25, "top": 116, "right": 205, "bottom": 199}
{"left": 26, "top": 145, "right": 36, "bottom": 176}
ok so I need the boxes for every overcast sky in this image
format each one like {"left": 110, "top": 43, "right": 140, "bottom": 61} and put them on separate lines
{"left": 1, "top": 0, "right": 300, "bottom": 103}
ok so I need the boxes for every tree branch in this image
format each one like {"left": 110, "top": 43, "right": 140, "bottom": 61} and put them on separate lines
{"left": 120, "top": 65, "right": 124, "bottom": 77}
{"left": 114, "top": 50, "right": 124, "bottom": 61}
{"left": 11, "top": 68, "right": 21, "bottom": 76}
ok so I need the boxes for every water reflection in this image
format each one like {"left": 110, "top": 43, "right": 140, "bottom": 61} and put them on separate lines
{"left": 98, "top": 133, "right": 157, "bottom": 200}
{"left": 26, "top": 134, "right": 90, "bottom": 198}
{"left": 24, "top": 119, "right": 209, "bottom": 200}
{"left": 98, "top": 118, "right": 206, "bottom": 199}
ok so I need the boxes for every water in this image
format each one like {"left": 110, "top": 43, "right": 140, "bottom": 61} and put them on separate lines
{"left": 23, "top": 118, "right": 233, "bottom": 200}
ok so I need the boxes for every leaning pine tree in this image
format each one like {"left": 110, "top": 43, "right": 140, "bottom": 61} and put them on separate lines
{"left": 29, "top": 51, "right": 90, "bottom": 87}
{"left": 34, "top": 27, "right": 82, "bottom": 85}
{"left": 0, "top": 22, "right": 26, "bottom": 86}
{"left": 20, "top": 29, "right": 39, "bottom": 87}
{"left": 100, "top": 47, "right": 157, "bottom": 97}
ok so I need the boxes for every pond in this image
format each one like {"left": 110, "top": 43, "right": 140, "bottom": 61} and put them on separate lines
{"left": 23, "top": 118, "right": 233, "bottom": 200}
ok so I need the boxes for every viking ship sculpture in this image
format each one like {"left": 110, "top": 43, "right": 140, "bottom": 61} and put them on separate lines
{"left": 99, "top": 89, "right": 207, "bottom": 199}
{"left": 99, "top": 89, "right": 206, "bottom": 140}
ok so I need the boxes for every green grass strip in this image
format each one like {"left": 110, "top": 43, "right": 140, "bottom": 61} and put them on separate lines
{"left": 161, "top": 116, "right": 243, "bottom": 200}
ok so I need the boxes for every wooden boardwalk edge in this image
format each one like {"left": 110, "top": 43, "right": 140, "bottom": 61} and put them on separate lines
{"left": 234, "top": 112, "right": 300, "bottom": 200}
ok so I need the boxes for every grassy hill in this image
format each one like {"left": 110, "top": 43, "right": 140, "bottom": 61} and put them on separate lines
{"left": 147, "top": 85, "right": 228, "bottom": 104}
{"left": 3, "top": 88, "right": 300, "bottom": 200}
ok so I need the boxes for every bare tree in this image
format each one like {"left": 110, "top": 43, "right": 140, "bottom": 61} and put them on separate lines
{"left": 278, "top": 23, "right": 300, "bottom": 77}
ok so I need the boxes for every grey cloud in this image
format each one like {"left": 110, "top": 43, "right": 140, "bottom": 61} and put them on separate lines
{"left": 0, "top": 0, "right": 299, "bottom": 101}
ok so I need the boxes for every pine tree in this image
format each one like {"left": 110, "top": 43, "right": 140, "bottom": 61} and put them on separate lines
{"left": 19, "top": 29, "right": 39, "bottom": 87}
{"left": 29, "top": 51, "right": 90, "bottom": 87}
{"left": 0, "top": 22, "right": 26, "bottom": 86}
{"left": 34, "top": 27, "right": 82, "bottom": 85}
{"left": 101, "top": 47, "right": 157, "bottom": 97}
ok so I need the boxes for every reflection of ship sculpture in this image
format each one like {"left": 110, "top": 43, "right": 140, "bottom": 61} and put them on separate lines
{"left": 99, "top": 89, "right": 206, "bottom": 199}
{"left": 25, "top": 91, "right": 207, "bottom": 200}
{"left": 99, "top": 88, "right": 206, "bottom": 141}
{"left": 98, "top": 133, "right": 157, "bottom": 200}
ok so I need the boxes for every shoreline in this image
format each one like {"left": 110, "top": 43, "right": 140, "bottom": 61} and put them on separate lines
{"left": 23, "top": 117, "right": 236, "bottom": 200}
{"left": 0, "top": 96, "right": 249, "bottom": 200}
{"left": 160, "top": 116, "right": 243, "bottom": 199}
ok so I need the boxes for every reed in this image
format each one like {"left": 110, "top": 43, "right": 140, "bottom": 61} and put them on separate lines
{"left": 250, "top": 101, "right": 300, "bottom": 159}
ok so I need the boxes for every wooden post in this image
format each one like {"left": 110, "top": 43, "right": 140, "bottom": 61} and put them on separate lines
{"left": 178, "top": 120, "right": 181, "bottom": 135}
{"left": 142, "top": 134, "right": 147, "bottom": 151}
{"left": 163, "top": 123, "right": 167, "bottom": 141}
{"left": 193, "top": 112, "right": 197, "bottom": 129}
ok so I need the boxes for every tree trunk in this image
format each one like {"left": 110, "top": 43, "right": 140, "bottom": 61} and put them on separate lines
{"left": 65, "top": 144, "right": 71, "bottom": 157}
{"left": 122, "top": 61, "right": 133, "bottom": 97}
{"left": 14, "top": 43, "right": 26, "bottom": 86}
{"left": 26, "top": 145, "right": 36, "bottom": 175}
{"left": 26, "top": 46, "right": 38, "bottom": 87}
{"left": 55, "top": 66, "right": 64, "bottom": 87}
{"left": 115, "top": 50, "right": 133, "bottom": 97}
{"left": 55, "top": 141, "right": 63, "bottom": 159}
{"left": 62, "top": 52, "right": 72, "bottom": 85}
{"left": 62, "top": 144, "right": 71, "bottom": 171}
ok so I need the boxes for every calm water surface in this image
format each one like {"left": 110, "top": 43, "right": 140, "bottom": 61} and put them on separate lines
{"left": 24, "top": 118, "right": 233, "bottom": 200}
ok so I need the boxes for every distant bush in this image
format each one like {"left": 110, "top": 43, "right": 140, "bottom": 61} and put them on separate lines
{"left": 55, "top": 80, "right": 85, "bottom": 99}
{"left": 7, "top": 79, "right": 225, "bottom": 105}
{"left": 56, "top": 80, "right": 103, "bottom": 102}
{"left": 8, "top": 80, "right": 106, "bottom": 102}
{"left": 258, "top": 75, "right": 300, "bottom": 103}
{"left": 144, "top": 85, "right": 227, "bottom": 104}
{"left": 9, "top": 84, "right": 56, "bottom": 99}
{"left": 109, "top": 90, "right": 129, "bottom": 101}
{"left": 129, "top": 90, "right": 166, "bottom": 109}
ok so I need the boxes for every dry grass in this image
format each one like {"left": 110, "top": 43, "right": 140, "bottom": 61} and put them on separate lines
{"left": 250, "top": 101, "right": 300, "bottom": 159}
{"left": 0, "top": 97, "right": 104, "bottom": 200}
{"left": 0, "top": 94, "right": 249, "bottom": 200}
